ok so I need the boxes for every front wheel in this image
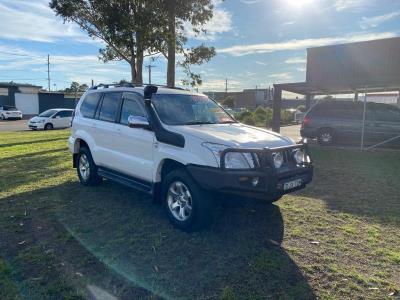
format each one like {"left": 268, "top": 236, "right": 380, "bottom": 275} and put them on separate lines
{"left": 162, "top": 169, "right": 214, "bottom": 231}
{"left": 1, "top": 114, "right": 6, "bottom": 120}
{"left": 44, "top": 123, "right": 53, "bottom": 130}
{"left": 77, "top": 147, "right": 102, "bottom": 186}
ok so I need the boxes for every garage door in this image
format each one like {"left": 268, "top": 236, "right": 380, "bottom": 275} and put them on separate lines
{"left": 15, "top": 93, "right": 39, "bottom": 114}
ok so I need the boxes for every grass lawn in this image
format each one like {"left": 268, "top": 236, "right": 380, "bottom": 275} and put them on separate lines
{"left": 0, "top": 129, "right": 399, "bottom": 299}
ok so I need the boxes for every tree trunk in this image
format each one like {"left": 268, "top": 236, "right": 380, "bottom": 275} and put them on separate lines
{"left": 130, "top": 34, "right": 137, "bottom": 84}
{"left": 166, "top": 0, "right": 176, "bottom": 87}
{"left": 135, "top": 32, "right": 144, "bottom": 85}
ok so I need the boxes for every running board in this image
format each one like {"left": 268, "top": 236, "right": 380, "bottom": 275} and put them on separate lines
{"left": 97, "top": 167, "right": 153, "bottom": 194}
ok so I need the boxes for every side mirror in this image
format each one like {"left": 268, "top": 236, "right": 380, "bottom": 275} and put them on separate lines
{"left": 128, "top": 115, "right": 150, "bottom": 129}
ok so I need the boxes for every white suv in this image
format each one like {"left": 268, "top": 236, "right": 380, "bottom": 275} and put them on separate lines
{"left": 68, "top": 84, "right": 313, "bottom": 230}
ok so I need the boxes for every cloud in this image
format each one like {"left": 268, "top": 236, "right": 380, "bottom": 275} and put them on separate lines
{"left": 360, "top": 11, "right": 400, "bottom": 29}
{"left": 269, "top": 73, "right": 292, "bottom": 81}
{"left": 335, "top": 0, "right": 366, "bottom": 11}
{"left": 254, "top": 61, "right": 268, "bottom": 66}
{"left": 185, "top": 1, "right": 233, "bottom": 41}
{"left": 285, "top": 57, "right": 307, "bottom": 64}
{"left": 218, "top": 31, "right": 398, "bottom": 56}
{"left": 0, "top": 0, "right": 88, "bottom": 42}
{"left": 0, "top": 45, "right": 130, "bottom": 87}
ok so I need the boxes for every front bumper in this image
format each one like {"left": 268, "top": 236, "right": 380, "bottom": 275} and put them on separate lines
{"left": 28, "top": 122, "right": 45, "bottom": 129}
{"left": 187, "top": 143, "right": 313, "bottom": 200}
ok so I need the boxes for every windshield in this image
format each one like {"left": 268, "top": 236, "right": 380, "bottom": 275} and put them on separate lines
{"left": 152, "top": 94, "right": 236, "bottom": 125}
{"left": 39, "top": 109, "right": 58, "bottom": 117}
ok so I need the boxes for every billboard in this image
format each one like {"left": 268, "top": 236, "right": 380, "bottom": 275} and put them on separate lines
{"left": 306, "top": 37, "right": 400, "bottom": 90}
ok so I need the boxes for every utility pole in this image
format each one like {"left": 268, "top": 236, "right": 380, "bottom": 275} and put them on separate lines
{"left": 225, "top": 78, "right": 228, "bottom": 96}
{"left": 91, "top": 79, "right": 94, "bottom": 87}
{"left": 146, "top": 64, "right": 155, "bottom": 84}
{"left": 47, "top": 54, "right": 50, "bottom": 91}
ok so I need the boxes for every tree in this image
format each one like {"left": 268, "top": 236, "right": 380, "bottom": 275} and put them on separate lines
{"left": 64, "top": 82, "right": 88, "bottom": 94}
{"left": 50, "top": 0, "right": 161, "bottom": 84}
{"left": 222, "top": 96, "right": 235, "bottom": 109}
{"left": 160, "top": 0, "right": 216, "bottom": 87}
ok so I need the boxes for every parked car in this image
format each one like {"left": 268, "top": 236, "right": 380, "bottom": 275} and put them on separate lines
{"left": 0, "top": 105, "right": 23, "bottom": 120}
{"left": 68, "top": 85, "right": 313, "bottom": 231}
{"left": 28, "top": 108, "right": 74, "bottom": 130}
{"left": 301, "top": 100, "right": 400, "bottom": 146}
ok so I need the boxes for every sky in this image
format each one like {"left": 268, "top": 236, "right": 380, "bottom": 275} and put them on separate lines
{"left": 0, "top": 0, "right": 399, "bottom": 94}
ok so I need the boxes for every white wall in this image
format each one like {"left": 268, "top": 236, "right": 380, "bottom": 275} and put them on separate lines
{"left": 15, "top": 93, "right": 39, "bottom": 114}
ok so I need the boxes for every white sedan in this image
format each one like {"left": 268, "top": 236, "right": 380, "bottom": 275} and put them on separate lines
{"left": 0, "top": 106, "right": 23, "bottom": 120}
{"left": 28, "top": 108, "right": 74, "bottom": 130}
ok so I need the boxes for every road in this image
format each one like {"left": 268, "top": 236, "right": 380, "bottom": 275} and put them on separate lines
{"left": 0, "top": 119, "right": 29, "bottom": 132}
{"left": 280, "top": 125, "right": 302, "bottom": 141}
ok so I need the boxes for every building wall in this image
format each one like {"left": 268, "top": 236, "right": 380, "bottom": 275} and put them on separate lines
{"left": 38, "top": 93, "right": 76, "bottom": 113}
{"left": 15, "top": 93, "right": 39, "bottom": 114}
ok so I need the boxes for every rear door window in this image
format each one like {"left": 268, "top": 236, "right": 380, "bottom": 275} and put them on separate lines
{"left": 98, "top": 93, "right": 121, "bottom": 122}
{"left": 80, "top": 93, "right": 101, "bottom": 119}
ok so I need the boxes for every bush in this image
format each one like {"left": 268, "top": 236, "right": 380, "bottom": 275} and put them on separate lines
{"left": 242, "top": 115, "right": 255, "bottom": 125}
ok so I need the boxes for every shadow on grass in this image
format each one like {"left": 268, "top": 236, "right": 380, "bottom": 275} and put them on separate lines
{"left": 297, "top": 147, "right": 400, "bottom": 225}
{"left": 55, "top": 181, "right": 315, "bottom": 299}
{"left": 0, "top": 181, "right": 315, "bottom": 299}
{"left": 0, "top": 137, "right": 68, "bottom": 148}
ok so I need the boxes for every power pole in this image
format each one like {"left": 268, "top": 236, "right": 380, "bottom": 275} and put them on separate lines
{"left": 91, "top": 79, "right": 94, "bottom": 87}
{"left": 225, "top": 78, "right": 228, "bottom": 96}
{"left": 47, "top": 54, "right": 50, "bottom": 91}
{"left": 146, "top": 64, "right": 155, "bottom": 84}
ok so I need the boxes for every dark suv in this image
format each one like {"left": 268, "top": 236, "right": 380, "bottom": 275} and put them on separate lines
{"left": 301, "top": 100, "right": 400, "bottom": 146}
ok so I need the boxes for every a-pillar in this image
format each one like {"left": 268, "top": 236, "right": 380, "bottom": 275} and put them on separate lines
{"left": 272, "top": 85, "right": 282, "bottom": 133}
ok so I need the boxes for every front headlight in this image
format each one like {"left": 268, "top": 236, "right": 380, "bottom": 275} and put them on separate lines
{"left": 272, "top": 152, "right": 284, "bottom": 168}
{"left": 293, "top": 149, "right": 310, "bottom": 165}
{"left": 202, "top": 143, "right": 258, "bottom": 169}
{"left": 38, "top": 119, "right": 45, "bottom": 123}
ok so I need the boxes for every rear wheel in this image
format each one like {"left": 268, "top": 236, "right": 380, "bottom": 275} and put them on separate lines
{"left": 317, "top": 128, "right": 335, "bottom": 146}
{"left": 44, "top": 123, "right": 53, "bottom": 130}
{"left": 77, "top": 147, "right": 102, "bottom": 186}
{"left": 162, "top": 169, "right": 214, "bottom": 231}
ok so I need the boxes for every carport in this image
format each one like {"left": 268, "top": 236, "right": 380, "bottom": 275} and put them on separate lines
{"left": 272, "top": 37, "right": 400, "bottom": 149}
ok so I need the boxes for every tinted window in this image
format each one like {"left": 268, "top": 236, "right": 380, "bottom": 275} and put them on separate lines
{"left": 98, "top": 93, "right": 121, "bottom": 122}
{"left": 80, "top": 93, "right": 101, "bottom": 118}
{"left": 120, "top": 99, "right": 146, "bottom": 125}
{"left": 374, "top": 108, "right": 400, "bottom": 122}
{"left": 55, "top": 110, "right": 73, "bottom": 118}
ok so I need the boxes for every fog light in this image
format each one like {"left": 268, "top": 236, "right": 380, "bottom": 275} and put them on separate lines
{"left": 252, "top": 177, "right": 259, "bottom": 186}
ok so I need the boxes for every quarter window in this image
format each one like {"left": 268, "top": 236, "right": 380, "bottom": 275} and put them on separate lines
{"left": 80, "top": 93, "right": 101, "bottom": 118}
{"left": 98, "top": 93, "right": 121, "bottom": 122}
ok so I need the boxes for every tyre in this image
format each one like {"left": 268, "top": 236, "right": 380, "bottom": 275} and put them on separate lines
{"left": 44, "top": 123, "right": 53, "bottom": 130}
{"left": 76, "top": 147, "right": 102, "bottom": 186}
{"left": 162, "top": 169, "right": 214, "bottom": 231}
{"left": 1, "top": 114, "right": 6, "bottom": 120}
{"left": 317, "top": 128, "right": 335, "bottom": 146}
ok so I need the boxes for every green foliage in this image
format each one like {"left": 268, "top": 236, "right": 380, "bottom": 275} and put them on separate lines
{"left": 242, "top": 115, "right": 255, "bottom": 125}
{"left": 222, "top": 96, "right": 235, "bottom": 109}
{"left": 63, "top": 82, "right": 88, "bottom": 94}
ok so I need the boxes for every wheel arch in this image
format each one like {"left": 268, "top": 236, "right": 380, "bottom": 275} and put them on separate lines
{"left": 72, "top": 138, "right": 90, "bottom": 168}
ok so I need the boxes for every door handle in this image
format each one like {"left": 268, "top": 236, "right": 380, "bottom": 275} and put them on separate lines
{"left": 116, "top": 128, "right": 121, "bottom": 135}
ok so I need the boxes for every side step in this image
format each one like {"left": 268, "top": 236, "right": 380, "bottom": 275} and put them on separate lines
{"left": 97, "top": 167, "right": 153, "bottom": 194}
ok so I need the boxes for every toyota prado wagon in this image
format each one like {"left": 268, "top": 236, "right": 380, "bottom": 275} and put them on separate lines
{"left": 68, "top": 84, "right": 313, "bottom": 230}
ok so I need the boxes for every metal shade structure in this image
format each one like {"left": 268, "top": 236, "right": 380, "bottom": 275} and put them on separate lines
{"left": 272, "top": 37, "right": 400, "bottom": 143}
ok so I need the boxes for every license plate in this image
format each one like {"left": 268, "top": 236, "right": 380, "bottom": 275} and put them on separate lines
{"left": 283, "top": 178, "right": 302, "bottom": 191}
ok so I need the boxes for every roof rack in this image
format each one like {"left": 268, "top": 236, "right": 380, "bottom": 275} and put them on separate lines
{"left": 145, "top": 84, "right": 186, "bottom": 91}
{"left": 89, "top": 83, "right": 135, "bottom": 90}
